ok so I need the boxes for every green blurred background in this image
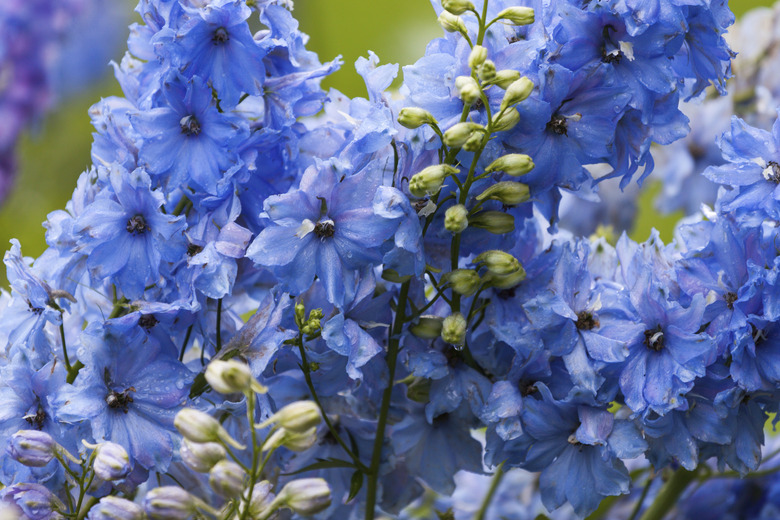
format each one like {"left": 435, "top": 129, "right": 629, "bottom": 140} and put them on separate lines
{"left": 1, "top": 0, "right": 773, "bottom": 259}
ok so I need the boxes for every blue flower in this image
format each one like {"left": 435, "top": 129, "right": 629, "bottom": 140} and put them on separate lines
{"left": 55, "top": 321, "right": 193, "bottom": 470}
{"left": 131, "top": 73, "right": 248, "bottom": 195}
{"left": 74, "top": 165, "right": 185, "bottom": 299}
{"left": 246, "top": 161, "right": 400, "bottom": 306}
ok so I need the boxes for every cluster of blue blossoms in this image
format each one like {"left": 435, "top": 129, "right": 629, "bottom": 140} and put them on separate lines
{"left": 0, "top": 0, "right": 128, "bottom": 202}
{"left": 3, "top": 0, "right": 780, "bottom": 518}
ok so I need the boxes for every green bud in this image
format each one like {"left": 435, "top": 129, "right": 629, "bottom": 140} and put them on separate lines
{"left": 442, "top": 0, "right": 475, "bottom": 15}
{"left": 500, "top": 77, "right": 534, "bottom": 111}
{"left": 475, "top": 250, "right": 522, "bottom": 275}
{"left": 208, "top": 460, "right": 246, "bottom": 498}
{"left": 174, "top": 409, "right": 245, "bottom": 450}
{"left": 405, "top": 377, "right": 432, "bottom": 403}
{"left": 444, "top": 269, "right": 481, "bottom": 296}
{"left": 262, "top": 426, "right": 318, "bottom": 452}
{"left": 258, "top": 401, "right": 321, "bottom": 434}
{"left": 485, "top": 153, "right": 534, "bottom": 176}
{"left": 483, "top": 265, "right": 526, "bottom": 289}
{"left": 409, "top": 164, "right": 460, "bottom": 197}
{"left": 468, "top": 45, "right": 488, "bottom": 69}
{"left": 462, "top": 131, "right": 485, "bottom": 152}
{"left": 496, "top": 6, "right": 535, "bottom": 25}
{"left": 442, "top": 122, "right": 483, "bottom": 148}
{"left": 455, "top": 76, "right": 481, "bottom": 106}
{"left": 441, "top": 313, "right": 468, "bottom": 346}
{"left": 274, "top": 478, "right": 332, "bottom": 516}
{"left": 492, "top": 107, "right": 520, "bottom": 132}
{"left": 492, "top": 69, "right": 521, "bottom": 89}
{"left": 295, "top": 302, "right": 306, "bottom": 325}
{"left": 469, "top": 211, "right": 515, "bottom": 234}
{"left": 475, "top": 181, "right": 530, "bottom": 206}
{"left": 444, "top": 204, "right": 469, "bottom": 234}
{"left": 438, "top": 11, "right": 467, "bottom": 33}
{"left": 398, "top": 107, "right": 435, "bottom": 129}
{"left": 180, "top": 439, "right": 227, "bottom": 473}
{"left": 205, "top": 359, "right": 266, "bottom": 395}
{"left": 410, "top": 316, "right": 444, "bottom": 339}
{"left": 478, "top": 60, "right": 496, "bottom": 82}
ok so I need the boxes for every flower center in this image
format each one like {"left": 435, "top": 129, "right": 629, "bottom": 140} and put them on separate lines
{"left": 212, "top": 27, "right": 229, "bottom": 44}
{"left": 762, "top": 161, "right": 780, "bottom": 184}
{"left": 725, "top": 291, "right": 738, "bottom": 310}
{"left": 314, "top": 219, "right": 335, "bottom": 239}
{"left": 547, "top": 114, "right": 568, "bottom": 136}
{"left": 126, "top": 214, "right": 148, "bottom": 235}
{"left": 576, "top": 311, "right": 599, "bottom": 330}
{"left": 752, "top": 324, "right": 768, "bottom": 346}
{"left": 106, "top": 388, "right": 135, "bottom": 413}
{"left": 180, "top": 115, "right": 201, "bottom": 136}
{"left": 138, "top": 314, "right": 159, "bottom": 330}
{"left": 23, "top": 404, "right": 46, "bottom": 430}
{"left": 644, "top": 326, "right": 665, "bottom": 351}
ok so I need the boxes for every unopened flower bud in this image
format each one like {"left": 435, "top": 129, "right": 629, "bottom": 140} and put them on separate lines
{"left": 485, "top": 153, "right": 534, "bottom": 176}
{"left": 455, "top": 76, "right": 480, "bottom": 106}
{"left": 444, "top": 269, "right": 481, "bottom": 296}
{"left": 274, "top": 478, "right": 332, "bottom": 516}
{"left": 209, "top": 460, "right": 245, "bottom": 498}
{"left": 88, "top": 496, "right": 145, "bottom": 520}
{"left": 263, "top": 426, "right": 318, "bottom": 452}
{"left": 492, "top": 69, "right": 521, "bottom": 89}
{"left": 484, "top": 266, "right": 526, "bottom": 289}
{"left": 174, "top": 409, "right": 245, "bottom": 449}
{"left": 442, "top": 0, "right": 475, "bottom": 15}
{"left": 443, "top": 122, "right": 483, "bottom": 148}
{"left": 206, "top": 359, "right": 266, "bottom": 395}
{"left": 180, "top": 439, "right": 226, "bottom": 473}
{"left": 143, "top": 487, "right": 199, "bottom": 520}
{"left": 492, "top": 108, "right": 520, "bottom": 132}
{"left": 2, "top": 483, "right": 65, "bottom": 520}
{"left": 409, "top": 164, "right": 459, "bottom": 197}
{"left": 441, "top": 313, "right": 468, "bottom": 346}
{"left": 500, "top": 77, "right": 534, "bottom": 111}
{"left": 478, "top": 60, "right": 496, "bottom": 82}
{"left": 438, "top": 11, "right": 467, "bottom": 33}
{"left": 475, "top": 250, "right": 522, "bottom": 274}
{"left": 258, "top": 401, "right": 321, "bottom": 434}
{"left": 463, "top": 130, "right": 485, "bottom": 152}
{"left": 7, "top": 430, "right": 55, "bottom": 467}
{"left": 410, "top": 316, "right": 444, "bottom": 339}
{"left": 93, "top": 442, "right": 131, "bottom": 481}
{"left": 496, "top": 6, "right": 535, "bottom": 25}
{"left": 476, "top": 181, "right": 530, "bottom": 206}
{"left": 468, "top": 45, "right": 487, "bottom": 69}
{"left": 244, "top": 481, "right": 274, "bottom": 518}
{"left": 398, "top": 107, "right": 435, "bottom": 129}
{"left": 444, "top": 204, "right": 469, "bottom": 234}
{"left": 469, "top": 211, "right": 515, "bottom": 233}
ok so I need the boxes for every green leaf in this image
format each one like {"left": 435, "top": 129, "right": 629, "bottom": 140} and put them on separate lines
{"left": 348, "top": 470, "right": 363, "bottom": 502}
{"left": 281, "top": 458, "right": 356, "bottom": 476}
{"left": 189, "top": 373, "right": 211, "bottom": 399}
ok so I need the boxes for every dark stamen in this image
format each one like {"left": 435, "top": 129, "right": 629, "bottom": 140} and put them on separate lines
{"left": 212, "top": 27, "right": 229, "bottom": 44}
{"left": 576, "top": 311, "right": 599, "bottom": 330}
{"left": 314, "top": 220, "right": 335, "bottom": 239}
{"left": 106, "top": 388, "right": 135, "bottom": 414}
{"left": 644, "top": 326, "right": 665, "bottom": 351}
{"left": 725, "top": 291, "right": 738, "bottom": 310}
{"left": 180, "top": 115, "right": 201, "bottom": 136}
{"left": 126, "top": 215, "right": 148, "bottom": 235}
{"left": 547, "top": 114, "right": 568, "bottom": 136}
{"left": 763, "top": 161, "right": 780, "bottom": 184}
{"left": 139, "top": 314, "right": 159, "bottom": 330}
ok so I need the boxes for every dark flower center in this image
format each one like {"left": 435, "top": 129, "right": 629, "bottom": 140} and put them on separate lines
{"left": 644, "top": 326, "right": 665, "bottom": 351}
{"left": 24, "top": 405, "right": 46, "bottom": 430}
{"left": 139, "top": 314, "right": 159, "bottom": 330}
{"left": 180, "top": 115, "right": 202, "bottom": 136}
{"left": 126, "top": 214, "right": 149, "bottom": 235}
{"left": 106, "top": 387, "right": 135, "bottom": 413}
{"left": 314, "top": 219, "right": 335, "bottom": 239}
{"left": 496, "top": 287, "right": 516, "bottom": 300}
{"left": 547, "top": 114, "right": 568, "bottom": 136}
{"left": 26, "top": 299, "right": 44, "bottom": 315}
{"left": 576, "top": 311, "right": 599, "bottom": 330}
{"left": 752, "top": 324, "right": 768, "bottom": 346}
{"left": 600, "top": 25, "right": 624, "bottom": 64}
{"left": 763, "top": 161, "right": 780, "bottom": 184}
{"left": 187, "top": 243, "right": 204, "bottom": 257}
{"left": 725, "top": 291, "right": 738, "bottom": 310}
{"left": 212, "top": 27, "right": 229, "bottom": 44}
{"left": 518, "top": 379, "right": 538, "bottom": 397}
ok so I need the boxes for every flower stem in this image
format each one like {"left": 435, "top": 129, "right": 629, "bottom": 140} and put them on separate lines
{"left": 638, "top": 467, "right": 698, "bottom": 520}
{"left": 475, "top": 462, "right": 505, "bottom": 520}
{"left": 364, "top": 280, "right": 410, "bottom": 520}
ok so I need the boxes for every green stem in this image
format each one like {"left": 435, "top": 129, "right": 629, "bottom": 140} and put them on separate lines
{"left": 628, "top": 474, "right": 655, "bottom": 520}
{"left": 215, "top": 298, "right": 223, "bottom": 353}
{"left": 638, "top": 468, "right": 698, "bottom": 520}
{"left": 364, "top": 280, "right": 411, "bottom": 520}
{"left": 475, "top": 462, "right": 505, "bottom": 520}
{"left": 297, "top": 335, "right": 367, "bottom": 472}
{"left": 240, "top": 392, "right": 258, "bottom": 520}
